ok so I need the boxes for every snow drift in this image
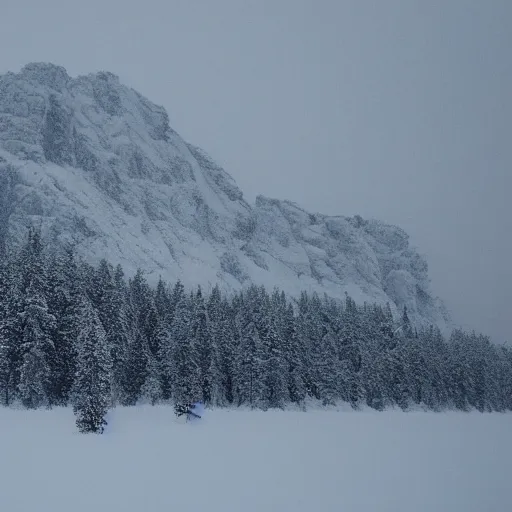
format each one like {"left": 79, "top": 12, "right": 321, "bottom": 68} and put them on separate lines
{"left": 1, "top": 406, "right": 510, "bottom": 512}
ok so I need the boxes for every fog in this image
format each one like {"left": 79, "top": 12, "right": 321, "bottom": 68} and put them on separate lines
{"left": 1, "top": 0, "right": 510, "bottom": 341}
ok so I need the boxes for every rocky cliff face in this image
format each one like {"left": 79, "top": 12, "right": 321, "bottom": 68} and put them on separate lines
{"left": 0, "top": 63, "right": 450, "bottom": 330}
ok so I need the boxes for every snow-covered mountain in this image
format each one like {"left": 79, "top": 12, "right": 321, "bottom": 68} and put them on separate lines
{"left": 0, "top": 63, "right": 450, "bottom": 329}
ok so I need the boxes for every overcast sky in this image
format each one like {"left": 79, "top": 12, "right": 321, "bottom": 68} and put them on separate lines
{"left": 1, "top": 0, "right": 510, "bottom": 342}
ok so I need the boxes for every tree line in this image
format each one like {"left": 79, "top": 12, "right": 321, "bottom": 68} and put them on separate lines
{"left": 1, "top": 229, "right": 511, "bottom": 432}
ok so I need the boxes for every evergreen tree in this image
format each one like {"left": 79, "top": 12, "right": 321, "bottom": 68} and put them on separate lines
{"left": 339, "top": 295, "right": 363, "bottom": 407}
{"left": 233, "top": 286, "right": 266, "bottom": 407}
{"left": 121, "top": 269, "right": 155, "bottom": 405}
{"left": 448, "top": 329, "right": 471, "bottom": 411}
{"left": 108, "top": 265, "right": 131, "bottom": 405}
{"left": 497, "top": 346, "right": 512, "bottom": 411}
{"left": 140, "top": 354, "right": 162, "bottom": 405}
{"left": 261, "top": 314, "right": 287, "bottom": 408}
{"left": 46, "top": 248, "right": 81, "bottom": 405}
{"left": 1, "top": 234, "right": 511, "bottom": 415}
{"left": 0, "top": 260, "right": 23, "bottom": 405}
{"left": 386, "top": 347, "right": 411, "bottom": 410}
{"left": 282, "top": 302, "right": 306, "bottom": 406}
{"left": 72, "top": 299, "right": 112, "bottom": 433}
{"left": 205, "top": 285, "right": 227, "bottom": 406}
{"left": 123, "top": 331, "right": 149, "bottom": 405}
{"left": 359, "top": 305, "right": 387, "bottom": 410}
{"left": 169, "top": 280, "right": 185, "bottom": 319}
{"left": 170, "top": 294, "right": 201, "bottom": 403}
{"left": 157, "top": 318, "right": 174, "bottom": 401}
{"left": 316, "top": 322, "right": 339, "bottom": 406}
{"left": 296, "top": 291, "right": 323, "bottom": 401}
{"left": 18, "top": 276, "right": 56, "bottom": 409}
{"left": 207, "top": 289, "right": 236, "bottom": 406}
{"left": 157, "top": 279, "right": 187, "bottom": 401}
{"left": 154, "top": 277, "right": 171, "bottom": 320}
{"left": 0, "top": 335, "right": 9, "bottom": 406}
{"left": 192, "top": 287, "right": 212, "bottom": 404}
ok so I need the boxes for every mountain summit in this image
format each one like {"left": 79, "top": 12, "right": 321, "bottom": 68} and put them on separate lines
{"left": 0, "top": 63, "right": 449, "bottom": 329}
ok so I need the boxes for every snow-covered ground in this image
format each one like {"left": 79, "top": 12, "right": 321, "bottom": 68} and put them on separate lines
{"left": 1, "top": 406, "right": 511, "bottom": 512}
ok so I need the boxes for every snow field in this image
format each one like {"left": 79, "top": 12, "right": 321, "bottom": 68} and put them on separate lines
{"left": 1, "top": 406, "right": 511, "bottom": 512}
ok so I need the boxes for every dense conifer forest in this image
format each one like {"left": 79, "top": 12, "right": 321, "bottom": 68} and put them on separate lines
{"left": 1, "top": 230, "right": 511, "bottom": 432}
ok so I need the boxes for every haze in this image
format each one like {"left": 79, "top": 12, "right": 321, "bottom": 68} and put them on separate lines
{"left": 1, "top": 0, "right": 510, "bottom": 342}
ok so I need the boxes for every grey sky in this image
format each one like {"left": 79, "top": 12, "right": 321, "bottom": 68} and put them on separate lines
{"left": 1, "top": 0, "right": 510, "bottom": 342}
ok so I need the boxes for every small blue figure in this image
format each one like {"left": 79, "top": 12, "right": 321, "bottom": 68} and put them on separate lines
{"left": 174, "top": 401, "right": 204, "bottom": 421}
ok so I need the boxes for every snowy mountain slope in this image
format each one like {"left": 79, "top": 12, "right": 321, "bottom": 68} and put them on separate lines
{"left": 0, "top": 63, "right": 449, "bottom": 329}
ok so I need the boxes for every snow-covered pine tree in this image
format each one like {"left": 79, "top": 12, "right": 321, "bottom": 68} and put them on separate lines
{"left": 119, "top": 269, "right": 156, "bottom": 405}
{"left": 140, "top": 354, "right": 162, "bottom": 405}
{"left": 296, "top": 291, "right": 314, "bottom": 399}
{"left": 359, "top": 305, "right": 387, "bottom": 410}
{"left": 154, "top": 277, "right": 171, "bottom": 320}
{"left": 296, "top": 292, "right": 327, "bottom": 402}
{"left": 463, "top": 331, "right": 490, "bottom": 412}
{"left": 191, "top": 286, "right": 212, "bottom": 404}
{"left": 72, "top": 298, "right": 112, "bottom": 433}
{"left": 253, "top": 289, "right": 286, "bottom": 409}
{"left": 8, "top": 228, "right": 54, "bottom": 408}
{"left": 88, "top": 259, "right": 113, "bottom": 321}
{"left": 282, "top": 302, "right": 306, "bottom": 406}
{"left": 402, "top": 332, "right": 426, "bottom": 407}
{"left": 0, "top": 258, "right": 24, "bottom": 405}
{"left": 108, "top": 264, "right": 131, "bottom": 405}
{"left": 497, "top": 345, "right": 512, "bottom": 411}
{"left": 316, "top": 324, "right": 340, "bottom": 406}
{"left": 0, "top": 270, "right": 10, "bottom": 404}
{"left": 219, "top": 297, "right": 238, "bottom": 404}
{"left": 485, "top": 341, "right": 505, "bottom": 412}
{"left": 383, "top": 340, "right": 411, "bottom": 411}
{"left": 157, "top": 317, "right": 174, "bottom": 401}
{"left": 338, "top": 294, "right": 363, "bottom": 408}
{"left": 129, "top": 269, "right": 154, "bottom": 335}
{"left": 144, "top": 302, "right": 160, "bottom": 362}
{"left": 169, "top": 280, "right": 185, "bottom": 321}
{"left": 46, "top": 248, "right": 81, "bottom": 405}
{"left": 261, "top": 315, "right": 287, "bottom": 409}
{"left": 123, "top": 330, "right": 149, "bottom": 406}
{"left": 0, "top": 334, "right": 8, "bottom": 406}
{"left": 18, "top": 265, "right": 56, "bottom": 409}
{"left": 447, "top": 329, "right": 470, "bottom": 411}
{"left": 157, "top": 280, "right": 186, "bottom": 401}
{"left": 205, "top": 340, "right": 225, "bottom": 407}
{"left": 206, "top": 285, "right": 232, "bottom": 406}
{"left": 233, "top": 286, "right": 266, "bottom": 407}
{"left": 3, "top": 240, "right": 511, "bottom": 414}
{"left": 170, "top": 294, "right": 201, "bottom": 403}
{"left": 415, "top": 326, "right": 449, "bottom": 411}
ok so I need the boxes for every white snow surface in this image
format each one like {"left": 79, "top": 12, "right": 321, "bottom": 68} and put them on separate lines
{"left": 0, "top": 62, "right": 450, "bottom": 329}
{"left": 1, "top": 406, "right": 511, "bottom": 512}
